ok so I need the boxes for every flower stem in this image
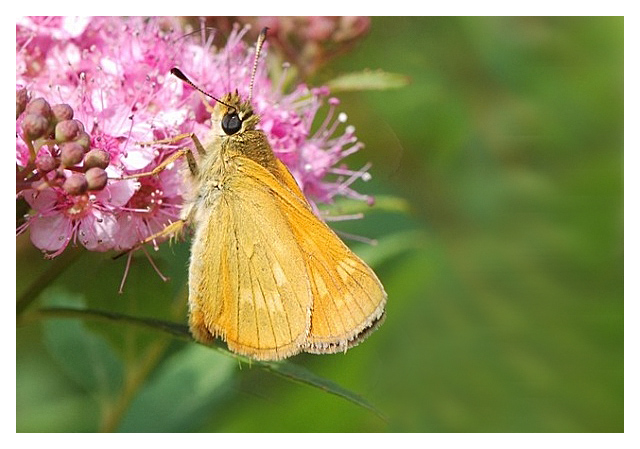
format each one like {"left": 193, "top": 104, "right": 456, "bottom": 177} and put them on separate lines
{"left": 24, "top": 131, "right": 37, "bottom": 162}
{"left": 99, "top": 287, "right": 188, "bottom": 432}
{"left": 99, "top": 338, "right": 170, "bottom": 433}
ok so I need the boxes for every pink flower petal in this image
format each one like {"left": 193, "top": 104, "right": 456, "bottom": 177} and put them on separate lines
{"left": 96, "top": 179, "right": 137, "bottom": 208}
{"left": 78, "top": 210, "right": 118, "bottom": 251}
{"left": 30, "top": 213, "right": 72, "bottom": 252}
{"left": 23, "top": 188, "right": 58, "bottom": 211}
{"left": 113, "top": 215, "right": 143, "bottom": 251}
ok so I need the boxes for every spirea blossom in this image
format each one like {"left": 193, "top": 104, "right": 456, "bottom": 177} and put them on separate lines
{"left": 16, "top": 16, "right": 374, "bottom": 257}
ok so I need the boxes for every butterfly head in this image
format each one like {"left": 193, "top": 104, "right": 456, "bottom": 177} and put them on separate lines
{"left": 171, "top": 28, "right": 267, "bottom": 138}
{"left": 218, "top": 91, "right": 260, "bottom": 136}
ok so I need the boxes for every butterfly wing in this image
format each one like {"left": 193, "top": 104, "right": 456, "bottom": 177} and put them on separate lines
{"left": 188, "top": 161, "right": 314, "bottom": 360}
{"left": 239, "top": 157, "right": 387, "bottom": 355}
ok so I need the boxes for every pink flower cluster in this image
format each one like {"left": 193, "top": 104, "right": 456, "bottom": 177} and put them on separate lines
{"left": 16, "top": 16, "right": 373, "bottom": 257}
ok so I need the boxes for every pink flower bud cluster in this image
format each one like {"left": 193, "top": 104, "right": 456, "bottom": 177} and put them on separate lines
{"left": 19, "top": 95, "right": 110, "bottom": 195}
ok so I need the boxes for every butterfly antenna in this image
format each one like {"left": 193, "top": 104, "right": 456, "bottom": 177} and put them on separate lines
{"left": 170, "top": 67, "right": 236, "bottom": 111}
{"left": 248, "top": 27, "right": 268, "bottom": 104}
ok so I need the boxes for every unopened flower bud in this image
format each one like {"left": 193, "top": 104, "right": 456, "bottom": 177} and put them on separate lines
{"left": 52, "top": 104, "right": 74, "bottom": 123}
{"left": 74, "top": 132, "right": 91, "bottom": 151}
{"left": 16, "top": 88, "right": 30, "bottom": 118}
{"left": 22, "top": 113, "right": 50, "bottom": 140}
{"left": 55, "top": 119, "right": 84, "bottom": 142}
{"left": 60, "top": 142, "right": 86, "bottom": 166}
{"left": 85, "top": 167, "right": 108, "bottom": 191}
{"left": 35, "top": 152, "right": 59, "bottom": 173}
{"left": 62, "top": 173, "right": 88, "bottom": 195}
{"left": 25, "top": 98, "right": 53, "bottom": 120}
{"left": 83, "top": 149, "right": 111, "bottom": 169}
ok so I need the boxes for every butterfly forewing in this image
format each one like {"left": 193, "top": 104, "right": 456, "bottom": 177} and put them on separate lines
{"left": 302, "top": 237, "right": 386, "bottom": 353}
{"left": 237, "top": 157, "right": 387, "bottom": 354}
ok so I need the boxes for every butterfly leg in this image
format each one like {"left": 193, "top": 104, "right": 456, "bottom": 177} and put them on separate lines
{"left": 117, "top": 132, "right": 209, "bottom": 181}
{"left": 118, "top": 148, "right": 192, "bottom": 179}
{"left": 137, "top": 132, "right": 207, "bottom": 155}
{"left": 138, "top": 218, "right": 186, "bottom": 247}
{"left": 112, "top": 218, "right": 186, "bottom": 259}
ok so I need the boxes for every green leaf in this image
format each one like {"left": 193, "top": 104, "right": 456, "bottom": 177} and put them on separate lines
{"left": 260, "top": 360, "right": 387, "bottom": 421}
{"left": 324, "top": 194, "right": 412, "bottom": 217}
{"left": 352, "top": 229, "right": 430, "bottom": 268}
{"left": 117, "top": 344, "right": 236, "bottom": 432}
{"left": 327, "top": 70, "right": 410, "bottom": 92}
{"left": 41, "top": 290, "right": 124, "bottom": 397}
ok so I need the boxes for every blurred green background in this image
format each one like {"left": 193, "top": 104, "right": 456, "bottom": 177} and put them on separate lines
{"left": 16, "top": 17, "right": 623, "bottom": 432}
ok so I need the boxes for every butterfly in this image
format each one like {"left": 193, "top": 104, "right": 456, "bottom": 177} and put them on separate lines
{"left": 129, "top": 28, "right": 386, "bottom": 360}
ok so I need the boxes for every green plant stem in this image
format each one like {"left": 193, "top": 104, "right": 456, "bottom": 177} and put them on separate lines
{"left": 104, "top": 287, "right": 190, "bottom": 432}
{"left": 100, "top": 338, "right": 170, "bottom": 433}
{"left": 29, "top": 306, "right": 193, "bottom": 339}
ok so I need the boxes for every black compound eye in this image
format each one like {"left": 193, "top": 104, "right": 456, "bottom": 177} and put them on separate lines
{"left": 221, "top": 112, "right": 242, "bottom": 135}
